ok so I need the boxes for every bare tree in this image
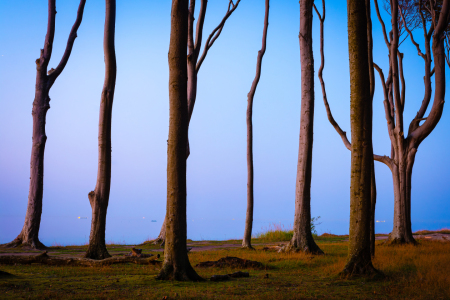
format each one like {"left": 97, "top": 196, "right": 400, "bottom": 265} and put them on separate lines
{"left": 316, "top": 0, "right": 378, "bottom": 257}
{"left": 242, "top": 0, "right": 269, "bottom": 250}
{"left": 371, "top": 0, "right": 449, "bottom": 244}
{"left": 4, "top": 0, "right": 86, "bottom": 250}
{"left": 157, "top": 0, "right": 203, "bottom": 281}
{"left": 340, "top": 0, "right": 378, "bottom": 276}
{"left": 154, "top": 0, "right": 241, "bottom": 246}
{"left": 85, "top": 0, "right": 117, "bottom": 260}
{"left": 280, "top": 0, "right": 323, "bottom": 255}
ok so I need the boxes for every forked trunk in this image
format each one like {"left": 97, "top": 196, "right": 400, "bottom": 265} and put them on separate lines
{"left": 85, "top": 0, "right": 116, "bottom": 260}
{"left": 285, "top": 0, "right": 322, "bottom": 255}
{"left": 242, "top": 0, "right": 269, "bottom": 250}
{"left": 157, "top": 0, "right": 202, "bottom": 281}
{"left": 341, "top": 0, "right": 378, "bottom": 276}
{"left": 5, "top": 0, "right": 86, "bottom": 250}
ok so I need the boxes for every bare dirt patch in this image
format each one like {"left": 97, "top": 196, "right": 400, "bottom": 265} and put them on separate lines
{"left": 196, "top": 256, "right": 264, "bottom": 269}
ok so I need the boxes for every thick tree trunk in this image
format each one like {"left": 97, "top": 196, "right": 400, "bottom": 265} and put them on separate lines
{"left": 387, "top": 148, "right": 417, "bottom": 244}
{"left": 285, "top": 0, "right": 322, "bottom": 255}
{"left": 341, "top": 0, "right": 378, "bottom": 276}
{"left": 5, "top": 0, "right": 86, "bottom": 250}
{"left": 157, "top": 0, "right": 202, "bottom": 281}
{"left": 370, "top": 162, "right": 377, "bottom": 257}
{"left": 242, "top": 0, "right": 269, "bottom": 250}
{"left": 85, "top": 0, "right": 116, "bottom": 260}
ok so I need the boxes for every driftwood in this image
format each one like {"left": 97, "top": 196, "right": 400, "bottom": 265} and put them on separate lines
{"left": 210, "top": 271, "right": 249, "bottom": 282}
{"left": 0, "top": 251, "right": 160, "bottom": 267}
{"left": 196, "top": 256, "right": 264, "bottom": 269}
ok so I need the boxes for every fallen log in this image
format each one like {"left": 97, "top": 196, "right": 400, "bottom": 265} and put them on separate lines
{"left": 0, "top": 251, "right": 161, "bottom": 267}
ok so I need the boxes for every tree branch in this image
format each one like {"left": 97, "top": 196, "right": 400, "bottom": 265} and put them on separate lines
{"left": 196, "top": 0, "right": 240, "bottom": 72}
{"left": 194, "top": 0, "right": 208, "bottom": 57}
{"left": 399, "top": 6, "right": 425, "bottom": 59}
{"left": 374, "top": 0, "right": 391, "bottom": 48}
{"left": 315, "top": 0, "right": 350, "bottom": 151}
{"left": 48, "top": 0, "right": 87, "bottom": 86}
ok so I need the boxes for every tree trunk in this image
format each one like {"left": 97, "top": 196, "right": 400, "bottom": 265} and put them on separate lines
{"left": 5, "top": 0, "right": 86, "bottom": 250}
{"left": 285, "top": 0, "right": 322, "bottom": 255}
{"left": 341, "top": 0, "right": 378, "bottom": 276}
{"left": 85, "top": 0, "right": 116, "bottom": 260}
{"left": 157, "top": 0, "right": 202, "bottom": 281}
{"left": 370, "top": 162, "right": 377, "bottom": 257}
{"left": 242, "top": 0, "right": 269, "bottom": 250}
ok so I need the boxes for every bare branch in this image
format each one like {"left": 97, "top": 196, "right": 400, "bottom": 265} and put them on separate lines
{"left": 41, "top": 0, "right": 57, "bottom": 71}
{"left": 397, "top": 51, "right": 406, "bottom": 110}
{"left": 194, "top": 0, "right": 208, "bottom": 56}
{"left": 374, "top": 0, "right": 391, "bottom": 48}
{"left": 316, "top": 0, "right": 350, "bottom": 150}
{"left": 196, "top": 0, "right": 241, "bottom": 72}
{"left": 399, "top": 6, "right": 425, "bottom": 58}
{"left": 48, "top": 0, "right": 87, "bottom": 86}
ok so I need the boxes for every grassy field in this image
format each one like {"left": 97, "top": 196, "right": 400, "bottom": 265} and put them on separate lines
{"left": 1, "top": 234, "right": 450, "bottom": 299}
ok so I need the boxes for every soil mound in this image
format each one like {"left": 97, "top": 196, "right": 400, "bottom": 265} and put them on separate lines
{"left": 196, "top": 256, "right": 264, "bottom": 269}
{"left": 321, "top": 233, "right": 339, "bottom": 237}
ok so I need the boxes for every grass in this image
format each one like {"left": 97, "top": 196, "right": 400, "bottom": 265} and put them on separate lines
{"left": 1, "top": 232, "right": 450, "bottom": 299}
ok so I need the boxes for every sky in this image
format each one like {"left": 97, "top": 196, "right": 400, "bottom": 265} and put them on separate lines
{"left": 1, "top": 0, "right": 449, "bottom": 245}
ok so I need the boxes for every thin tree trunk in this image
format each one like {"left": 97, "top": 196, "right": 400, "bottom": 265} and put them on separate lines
{"left": 341, "top": 0, "right": 378, "bottom": 276}
{"left": 85, "top": 0, "right": 116, "bottom": 260}
{"left": 157, "top": 0, "right": 203, "bottom": 281}
{"left": 5, "top": 0, "right": 86, "bottom": 250}
{"left": 156, "top": 0, "right": 240, "bottom": 245}
{"left": 284, "top": 0, "right": 322, "bottom": 255}
{"left": 242, "top": 0, "right": 269, "bottom": 250}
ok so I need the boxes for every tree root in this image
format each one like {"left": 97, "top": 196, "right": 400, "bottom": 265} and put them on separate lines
{"left": 2, "top": 237, "right": 47, "bottom": 250}
{"left": 381, "top": 235, "right": 418, "bottom": 246}
{"left": 210, "top": 271, "right": 249, "bottom": 281}
{"left": 340, "top": 260, "right": 384, "bottom": 279}
{"left": 156, "top": 262, "right": 204, "bottom": 281}
{"left": 0, "top": 270, "right": 14, "bottom": 278}
{"left": 278, "top": 240, "right": 324, "bottom": 255}
{"left": 0, "top": 251, "right": 161, "bottom": 267}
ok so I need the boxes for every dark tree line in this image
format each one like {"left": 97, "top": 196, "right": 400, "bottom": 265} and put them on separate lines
{"left": 3, "top": 0, "right": 449, "bottom": 281}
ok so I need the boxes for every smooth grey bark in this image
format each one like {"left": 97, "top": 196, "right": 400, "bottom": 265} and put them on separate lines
{"left": 242, "top": 0, "right": 269, "bottom": 249}
{"left": 85, "top": 0, "right": 116, "bottom": 260}
{"left": 372, "top": 0, "right": 449, "bottom": 245}
{"left": 283, "top": 0, "right": 322, "bottom": 255}
{"left": 157, "top": 0, "right": 241, "bottom": 244}
{"left": 341, "top": 0, "right": 378, "bottom": 276}
{"left": 156, "top": 0, "right": 202, "bottom": 281}
{"left": 4, "top": 0, "right": 86, "bottom": 250}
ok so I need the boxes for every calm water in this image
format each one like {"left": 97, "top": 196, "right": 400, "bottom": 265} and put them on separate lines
{"left": 1, "top": 216, "right": 449, "bottom": 246}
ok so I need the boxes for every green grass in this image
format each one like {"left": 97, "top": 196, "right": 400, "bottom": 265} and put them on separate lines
{"left": 1, "top": 235, "right": 450, "bottom": 299}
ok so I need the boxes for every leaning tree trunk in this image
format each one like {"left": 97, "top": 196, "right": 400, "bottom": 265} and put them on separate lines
{"left": 5, "top": 0, "right": 86, "bottom": 250}
{"left": 242, "top": 0, "right": 269, "bottom": 250}
{"left": 157, "top": 0, "right": 203, "bottom": 281}
{"left": 285, "top": 0, "right": 322, "bottom": 255}
{"left": 85, "top": 0, "right": 117, "bottom": 260}
{"left": 341, "top": 0, "right": 378, "bottom": 276}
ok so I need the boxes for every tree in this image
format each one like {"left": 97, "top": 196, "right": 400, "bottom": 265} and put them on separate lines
{"left": 371, "top": 0, "right": 449, "bottom": 244}
{"left": 154, "top": 0, "right": 241, "bottom": 245}
{"left": 281, "top": 0, "right": 322, "bottom": 254}
{"left": 316, "top": 0, "right": 378, "bottom": 257}
{"left": 156, "top": 0, "right": 203, "bottom": 281}
{"left": 4, "top": 0, "right": 87, "bottom": 250}
{"left": 340, "top": 0, "right": 378, "bottom": 276}
{"left": 242, "top": 0, "right": 269, "bottom": 249}
{"left": 85, "top": 0, "right": 117, "bottom": 260}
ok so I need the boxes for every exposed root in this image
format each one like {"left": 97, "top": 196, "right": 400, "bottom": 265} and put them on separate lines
{"left": 0, "top": 251, "right": 161, "bottom": 267}
{"left": 210, "top": 271, "right": 249, "bottom": 281}
{"left": 0, "top": 270, "right": 14, "bottom": 278}
{"left": 340, "top": 260, "right": 384, "bottom": 279}
{"left": 2, "top": 236, "right": 47, "bottom": 250}
{"left": 156, "top": 262, "right": 204, "bottom": 281}
{"left": 278, "top": 240, "right": 324, "bottom": 255}
{"left": 381, "top": 235, "right": 418, "bottom": 246}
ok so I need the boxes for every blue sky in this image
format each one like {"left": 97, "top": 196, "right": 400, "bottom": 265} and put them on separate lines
{"left": 0, "top": 0, "right": 449, "bottom": 244}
